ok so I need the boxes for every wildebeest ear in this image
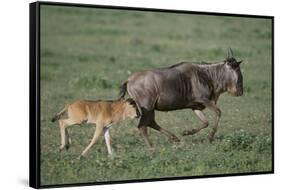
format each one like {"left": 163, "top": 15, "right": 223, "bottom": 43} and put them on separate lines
{"left": 237, "top": 60, "right": 243, "bottom": 65}
{"left": 229, "top": 48, "right": 234, "bottom": 57}
{"left": 228, "top": 60, "right": 242, "bottom": 68}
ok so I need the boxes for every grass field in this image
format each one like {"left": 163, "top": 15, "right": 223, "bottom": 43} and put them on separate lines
{"left": 40, "top": 5, "right": 273, "bottom": 186}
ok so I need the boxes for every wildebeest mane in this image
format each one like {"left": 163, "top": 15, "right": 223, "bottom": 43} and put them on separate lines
{"left": 195, "top": 62, "right": 229, "bottom": 96}
{"left": 167, "top": 61, "right": 228, "bottom": 99}
{"left": 168, "top": 62, "right": 187, "bottom": 68}
{"left": 168, "top": 60, "right": 223, "bottom": 68}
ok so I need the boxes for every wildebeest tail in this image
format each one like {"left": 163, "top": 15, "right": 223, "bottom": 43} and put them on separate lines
{"left": 51, "top": 106, "right": 68, "bottom": 122}
{"left": 118, "top": 81, "right": 128, "bottom": 99}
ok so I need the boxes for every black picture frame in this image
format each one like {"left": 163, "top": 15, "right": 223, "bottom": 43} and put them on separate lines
{"left": 30, "top": 1, "right": 274, "bottom": 188}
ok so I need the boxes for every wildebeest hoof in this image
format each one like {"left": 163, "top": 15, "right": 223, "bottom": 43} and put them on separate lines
{"left": 209, "top": 137, "right": 215, "bottom": 143}
{"left": 171, "top": 136, "right": 180, "bottom": 142}
{"left": 208, "top": 132, "right": 216, "bottom": 142}
{"left": 208, "top": 135, "right": 215, "bottom": 143}
{"left": 182, "top": 129, "right": 197, "bottom": 136}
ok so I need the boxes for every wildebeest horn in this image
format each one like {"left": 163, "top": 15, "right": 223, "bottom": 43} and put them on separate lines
{"left": 227, "top": 49, "right": 230, "bottom": 59}
{"left": 229, "top": 48, "right": 234, "bottom": 57}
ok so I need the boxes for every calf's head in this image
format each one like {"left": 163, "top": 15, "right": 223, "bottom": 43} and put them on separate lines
{"left": 224, "top": 49, "right": 243, "bottom": 96}
{"left": 124, "top": 98, "right": 139, "bottom": 119}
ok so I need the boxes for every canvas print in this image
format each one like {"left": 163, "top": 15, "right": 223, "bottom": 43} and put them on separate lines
{"left": 30, "top": 2, "right": 273, "bottom": 188}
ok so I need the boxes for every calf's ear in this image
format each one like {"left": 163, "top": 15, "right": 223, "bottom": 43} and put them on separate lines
{"left": 126, "top": 98, "right": 136, "bottom": 105}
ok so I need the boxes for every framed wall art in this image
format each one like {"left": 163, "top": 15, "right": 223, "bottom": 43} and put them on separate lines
{"left": 30, "top": 1, "right": 274, "bottom": 188}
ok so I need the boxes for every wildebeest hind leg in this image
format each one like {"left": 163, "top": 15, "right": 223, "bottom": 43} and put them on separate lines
{"left": 138, "top": 126, "right": 153, "bottom": 148}
{"left": 149, "top": 120, "right": 180, "bottom": 142}
{"left": 137, "top": 109, "right": 155, "bottom": 148}
{"left": 182, "top": 110, "right": 209, "bottom": 136}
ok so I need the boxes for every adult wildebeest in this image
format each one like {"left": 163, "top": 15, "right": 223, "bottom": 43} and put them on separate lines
{"left": 119, "top": 49, "right": 243, "bottom": 147}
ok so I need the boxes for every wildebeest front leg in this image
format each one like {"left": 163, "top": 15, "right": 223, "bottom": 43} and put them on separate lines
{"left": 182, "top": 110, "right": 209, "bottom": 136}
{"left": 204, "top": 102, "right": 221, "bottom": 142}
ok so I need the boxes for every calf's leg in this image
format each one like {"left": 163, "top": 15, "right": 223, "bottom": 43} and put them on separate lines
{"left": 103, "top": 127, "right": 113, "bottom": 155}
{"left": 81, "top": 123, "right": 103, "bottom": 157}
{"left": 58, "top": 119, "right": 76, "bottom": 151}
{"left": 65, "top": 128, "right": 71, "bottom": 150}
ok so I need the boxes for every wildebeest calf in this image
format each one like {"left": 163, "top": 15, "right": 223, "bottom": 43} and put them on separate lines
{"left": 51, "top": 98, "right": 138, "bottom": 157}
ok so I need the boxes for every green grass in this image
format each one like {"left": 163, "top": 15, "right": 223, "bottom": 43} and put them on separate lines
{"left": 40, "top": 5, "right": 272, "bottom": 186}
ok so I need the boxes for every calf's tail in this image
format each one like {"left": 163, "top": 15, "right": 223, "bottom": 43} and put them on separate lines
{"left": 118, "top": 81, "right": 128, "bottom": 100}
{"left": 51, "top": 105, "right": 68, "bottom": 122}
